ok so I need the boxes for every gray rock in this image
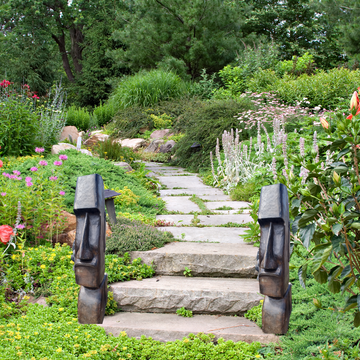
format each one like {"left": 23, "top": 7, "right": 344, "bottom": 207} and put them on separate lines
{"left": 144, "top": 139, "right": 164, "bottom": 153}
{"left": 114, "top": 162, "right": 133, "bottom": 172}
{"left": 110, "top": 276, "right": 262, "bottom": 315}
{"left": 51, "top": 143, "right": 92, "bottom": 156}
{"left": 130, "top": 242, "right": 258, "bottom": 278}
{"left": 100, "top": 312, "right": 278, "bottom": 344}
{"left": 117, "top": 138, "right": 146, "bottom": 150}
{"left": 150, "top": 129, "right": 173, "bottom": 139}
{"left": 159, "top": 140, "right": 176, "bottom": 153}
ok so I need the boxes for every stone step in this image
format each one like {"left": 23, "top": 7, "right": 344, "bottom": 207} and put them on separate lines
{"left": 110, "top": 276, "right": 262, "bottom": 315}
{"left": 156, "top": 214, "right": 252, "bottom": 226}
{"left": 100, "top": 312, "right": 278, "bottom": 344}
{"left": 130, "top": 242, "right": 258, "bottom": 278}
{"left": 160, "top": 188, "right": 224, "bottom": 196}
{"left": 159, "top": 226, "right": 249, "bottom": 243}
{"left": 162, "top": 196, "right": 200, "bottom": 213}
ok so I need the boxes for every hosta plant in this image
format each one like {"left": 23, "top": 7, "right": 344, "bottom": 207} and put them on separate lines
{"left": 284, "top": 88, "right": 360, "bottom": 326}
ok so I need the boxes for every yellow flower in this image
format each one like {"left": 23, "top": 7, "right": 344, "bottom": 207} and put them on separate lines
{"left": 183, "top": 338, "right": 189, "bottom": 343}
{"left": 120, "top": 331, "right": 127, "bottom": 337}
{"left": 56, "top": 348, "right": 62, "bottom": 352}
{"left": 34, "top": 332, "right": 38, "bottom": 335}
{"left": 58, "top": 308, "right": 64, "bottom": 312}
{"left": 74, "top": 344, "right": 80, "bottom": 348}
{"left": 40, "top": 265, "right": 46, "bottom": 269}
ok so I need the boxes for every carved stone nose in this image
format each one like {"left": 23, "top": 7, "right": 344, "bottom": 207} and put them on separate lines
{"left": 263, "top": 222, "right": 277, "bottom": 270}
{"left": 78, "top": 213, "right": 93, "bottom": 261}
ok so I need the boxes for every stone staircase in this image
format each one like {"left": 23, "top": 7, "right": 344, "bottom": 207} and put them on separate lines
{"left": 100, "top": 163, "right": 277, "bottom": 344}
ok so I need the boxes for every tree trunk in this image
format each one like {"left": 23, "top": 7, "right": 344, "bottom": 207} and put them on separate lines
{"left": 52, "top": 33, "right": 75, "bottom": 82}
{"left": 70, "top": 26, "right": 84, "bottom": 75}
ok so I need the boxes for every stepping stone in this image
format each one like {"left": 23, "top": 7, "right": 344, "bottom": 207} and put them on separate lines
{"left": 205, "top": 201, "right": 250, "bottom": 211}
{"left": 159, "top": 227, "right": 249, "bottom": 243}
{"left": 156, "top": 215, "right": 194, "bottom": 226}
{"left": 197, "top": 214, "right": 252, "bottom": 226}
{"left": 157, "top": 176, "right": 205, "bottom": 189}
{"left": 160, "top": 188, "right": 224, "bottom": 196}
{"left": 100, "top": 312, "right": 278, "bottom": 344}
{"left": 110, "top": 276, "right": 262, "bottom": 315}
{"left": 130, "top": 242, "right": 258, "bottom": 278}
{"left": 162, "top": 196, "right": 200, "bottom": 213}
{"left": 200, "top": 195, "right": 232, "bottom": 201}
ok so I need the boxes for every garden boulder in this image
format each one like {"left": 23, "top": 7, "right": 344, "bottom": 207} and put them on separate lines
{"left": 159, "top": 140, "right": 176, "bottom": 153}
{"left": 144, "top": 139, "right": 164, "bottom": 153}
{"left": 114, "top": 162, "right": 133, "bottom": 172}
{"left": 118, "top": 138, "right": 146, "bottom": 150}
{"left": 84, "top": 133, "right": 109, "bottom": 147}
{"left": 150, "top": 129, "right": 173, "bottom": 140}
{"left": 51, "top": 143, "right": 92, "bottom": 156}
{"left": 59, "top": 126, "right": 80, "bottom": 143}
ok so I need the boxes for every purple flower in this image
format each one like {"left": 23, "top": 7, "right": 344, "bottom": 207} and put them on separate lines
{"left": 16, "top": 176, "right": 22, "bottom": 180}
{"left": 49, "top": 176, "right": 58, "bottom": 181}
{"left": 1, "top": 192, "right": 6, "bottom": 196}
{"left": 59, "top": 191, "right": 65, "bottom": 196}
{"left": 30, "top": 167, "right": 38, "bottom": 172}
{"left": 35, "top": 147, "right": 45, "bottom": 153}
{"left": 16, "top": 224, "right": 25, "bottom": 229}
{"left": 2, "top": 172, "right": 10, "bottom": 178}
{"left": 25, "top": 177, "right": 32, "bottom": 182}
{"left": 53, "top": 161, "right": 62, "bottom": 166}
{"left": 39, "top": 160, "right": 48, "bottom": 166}
{"left": 59, "top": 154, "right": 68, "bottom": 161}
{"left": 9, "top": 174, "right": 16, "bottom": 179}
{"left": 13, "top": 170, "right": 21, "bottom": 176}
{"left": 26, "top": 182, "right": 33, "bottom": 187}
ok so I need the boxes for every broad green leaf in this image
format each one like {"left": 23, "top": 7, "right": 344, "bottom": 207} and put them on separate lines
{"left": 351, "top": 223, "right": 360, "bottom": 230}
{"left": 332, "top": 223, "right": 343, "bottom": 236}
{"left": 328, "top": 279, "right": 340, "bottom": 294}
{"left": 340, "top": 265, "right": 351, "bottom": 279}
{"left": 354, "top": 312, "right": 360, "bottom": 327}
{"left": 299, "top": 223, "right": 316, "bottom": 249}
{"left": 341, "top": 277, "right": 355, "bottom": 295}
{"left": 299, "top": 209, "right": 318, "bottom": 227}
{"left": 313, "top": 268, "right": 327, "bottom": 284}
{"left": 337, "top": 147, "right": 351, "bottom": 160}
{"left": 344, "top": 295, "right": 357, "bottom": 311}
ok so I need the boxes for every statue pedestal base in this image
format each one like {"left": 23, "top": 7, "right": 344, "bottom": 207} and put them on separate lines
{"left": 78, "top": 274, "right": 108, "bottom": 324}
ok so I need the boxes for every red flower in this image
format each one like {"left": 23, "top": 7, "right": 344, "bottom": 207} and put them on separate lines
{"left": 0, "top": 160, "right": 3, "bottom": 168}
{"left": 0, "top": 225, "right": 14, "bottom": 245}
{"left": 0, "top": 80, "right": 11, "bottom": 88}
{"left": 32, "top": 94, "right": 39, "bottom": 100}
{"left": 319, "top": 117, "right": 329, "bottom": 129}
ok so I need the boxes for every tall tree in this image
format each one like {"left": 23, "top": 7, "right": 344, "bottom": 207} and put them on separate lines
{"left": 110, "top": 0, "right": 245, "bottom": 79}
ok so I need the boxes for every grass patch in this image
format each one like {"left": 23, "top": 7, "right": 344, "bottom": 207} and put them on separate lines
{"left": 230, "top": 182, "right": 257, "bottom": 202}
{"left": 215, "top": 205, "right": 233, "bottom": 210}
{"left": 189, "top": 195, "right": 213, "bottom": 215}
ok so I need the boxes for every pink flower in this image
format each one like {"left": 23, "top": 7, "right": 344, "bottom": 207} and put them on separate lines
{"left": 16, "top": 224, "right": 25, "bottom": 229}
{"left": 2, "top": 172, "right": 10, "bottom": 178}
{"left": 0, "top": 80, "right": 11, "bottom": 88}
{"left": 35, "top": 147, "right": 45, "bottom": 153}
{"left": 15, "top": 176, "right": 22, "bottom": 180}
{"left": 0, "top": 160, "right": 2, "bottom": 168}
{"left": 49, "top": 176, "right": 58, "bottom": 181}
{"left": 1, "top": 192, "right": 6, "bottom": 196}
{"left": 9, "top": 175, "right": 16, "bottom": 179}
{"left": 25, "top": 177, "right": 32, "bottom": 182}
{"left": 0, "top": 225, "right": 14, "bottom": 244}
{"left": 59, "top": 191, "right": 65, "bottom": 196}
{"left": 30, "top": 167, "right": 38, "bottom": 172}
{"left": 13, "top": 170, "right": 20, "bottom": 176}
{"left": 39, "top": 160, "right": 48, "bottom": 166}
{"left": 59, "top": 154, "right": 68, "bottom": 161}
{"left": 53, "top": 161, "right": 62, "bottom": 166}
{"left": 319, "top": 117, "right": 329, "bottom": 129}
{"left": 26, "top": 182, "right": 33, "bottom": 187}
{"left": 32, "top": 94, "right": 39, "bottom": 100}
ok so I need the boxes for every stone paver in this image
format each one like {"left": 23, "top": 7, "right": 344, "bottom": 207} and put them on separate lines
{"left": 156, "top": 215, "right": 194, "bottom": 226}
{"left": 110, "top": 276, "right": 262, "bottom": 314}
{"left": 162, "top": 196, "right": 200, "bottom": 213}
{"left": 205, "top": 201, "right": 250, "bottom": 211}
{"left": 197, "top": 214, "right": 252, "bottom": 225}
{"left": 159, "top": 227, "right": 249, "bottom": 243}
{"left": 130, "top": 242, "right": 257, "bottom": 278}
{"left": 157, "top": 176, "right": 205, "bottom": 189}
{"left": 199, "top": 195, "right": 232, "bottom": 201}
{"left": 160, "top": 188, "right": 225, "bottom": 196}
{"left": 101, "top": 312, "right": 278, "bottom": 344}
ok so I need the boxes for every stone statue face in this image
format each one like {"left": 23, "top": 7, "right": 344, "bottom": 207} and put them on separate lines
{"left": 258, "top": 184, "right": 289, "bottom": 298}
{"left": 73, "top": 174, "right": 105, "bottom": 288}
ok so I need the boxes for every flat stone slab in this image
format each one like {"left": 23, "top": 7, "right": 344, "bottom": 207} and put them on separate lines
{"left": 130, "top": 242, "right": 257, "bottom": 278}
{"left": 100, "top": 312, "right": 278, "bottom": 344}
{"left": 200, "top": 195, "right": 232, "bottom": 201}
{"left": 110, "top": 276, "right": 262, "bottom": 315}
{"left": 159, "top": 227, "right": 249, "bottom": 243}
{"left": 160, "top": 188, "right": 225, "bottom": 196}
{"left": 162, "top": 196, "right": 200, "bottom": 213}
{"left": 197, "top": 214, "right": 252, "bottom": 226}
{"left": 156, "top": 215, "right": 194, "bottom": 226}
{"left": 157, "top": 176, "right": 206, "bottom": 189}
{"left": 205, "top": 201, "right": 250, "bottom": 211}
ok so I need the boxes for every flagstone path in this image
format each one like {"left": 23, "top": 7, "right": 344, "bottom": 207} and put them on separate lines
{"left": 101, "top": 162, "right": 278, "bottom": 344}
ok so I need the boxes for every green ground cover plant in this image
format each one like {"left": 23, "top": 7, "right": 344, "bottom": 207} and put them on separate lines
{"left": 176, "top": 307, "right": 193, "bottom": 317}
{"left": 3, "top": 150, "right": 165, "bottom": 217}
{"left": 95, "top": 138, "right": 139, "bottom": 165}
{"left": 105, "top": 216, "right": 174, "bottom": 256}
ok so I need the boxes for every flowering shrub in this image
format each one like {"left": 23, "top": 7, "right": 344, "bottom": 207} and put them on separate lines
{"left": 0, "top": 153, "right": 67, "bottom": 244}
